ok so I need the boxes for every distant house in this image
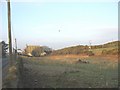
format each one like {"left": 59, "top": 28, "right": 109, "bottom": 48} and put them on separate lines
{"left": 89, "top": 46, "right": 91, "bottom": 49}
{"left": 24, "top": 45, "right": 52, "bottom": 57}
{"left": 17, "top": 49, "right": 23, "bottom": 55}
{"left": 24, "top": 45, "right": 40, "bottom": 54}
{"left": 40, "top": 52, "right": 47, "bottom": 56}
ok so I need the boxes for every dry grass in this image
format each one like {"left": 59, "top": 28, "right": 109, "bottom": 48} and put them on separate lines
{"left": 48, "top": 54, "right": 118, "bottom": 65}
{"left": 3, "top": 65, "right": 17, "bottom": 88}
{"left": 50, "top": 54, "right": 89, "bottom": 59}
{"left": 48, "top": 54, "right": 89, "bottom": 64}
{"left": 21, "top": 55, "right": 118, "bottom": 88}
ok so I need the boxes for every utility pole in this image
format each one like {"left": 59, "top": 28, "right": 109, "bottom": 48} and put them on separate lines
{"left": 89, "top": 40, "right": 92, "bottom": 51}
{"left": 15, "top": 38, "right": 17, "bottom": 52}
{"left": 7, "top": 0, "right": 13, "bottom": 66}
{"left": 15, "top": 38, "right": 17, "bottom": 61}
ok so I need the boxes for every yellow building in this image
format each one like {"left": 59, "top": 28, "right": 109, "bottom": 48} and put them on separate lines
{"left": 24, "top": 45, "right": 41, "bottom": 54}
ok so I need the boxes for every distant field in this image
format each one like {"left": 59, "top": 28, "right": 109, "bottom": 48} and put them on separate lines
{"left": 21, "top": 55, "right": 118, "bottom": 88}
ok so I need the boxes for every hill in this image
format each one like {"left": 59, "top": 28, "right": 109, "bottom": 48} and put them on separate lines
{"left": 51, "top": 41, "right": 120, "bottom": 56}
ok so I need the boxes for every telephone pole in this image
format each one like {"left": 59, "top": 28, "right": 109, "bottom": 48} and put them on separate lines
{"left": 89, "top": 40, "right": 92, "bottom": 51}
{"left": 7, "top": 0, "right": 13, "bottom": 66}
{"left": 15, "top": 38, "right": 17, "bottom": 60}
{"left": 15, "top": 38, "right": 17, "bottom": 52}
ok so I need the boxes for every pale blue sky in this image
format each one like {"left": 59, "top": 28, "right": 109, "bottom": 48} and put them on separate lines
{"left": 0, "top": 1, "right": 118, "bottom": 50}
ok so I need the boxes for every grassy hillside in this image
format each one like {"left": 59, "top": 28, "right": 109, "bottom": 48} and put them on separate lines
{"left": 51, "top": 41, "right": 120, "bottom": 56}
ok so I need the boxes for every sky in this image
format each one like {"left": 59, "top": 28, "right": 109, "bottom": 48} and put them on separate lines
{"left": 0, "top": 0, "right": 118, "bottom": 50}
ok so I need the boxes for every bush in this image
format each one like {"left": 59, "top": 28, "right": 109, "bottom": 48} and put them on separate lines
{"left": 102, "top": 49, "right": 119, "bottom": 55}
{"left": 86, "top": 51, "right": 94, "bottom": 56}
{"left": 32, "top": 47, "right": 44, "bottom": 57}
{"left": 102, "top": 50, "right": 108, "bottom": 55}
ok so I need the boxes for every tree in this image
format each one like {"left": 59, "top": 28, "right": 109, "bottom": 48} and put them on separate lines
{"left": 42, "top": 46, "right": 52, "bottom": 54}
{"left": 32, "top": 47, "right": 44, "bottom": 57}
{"left": 1, "top": 41, "right": 8, "bottom": 57}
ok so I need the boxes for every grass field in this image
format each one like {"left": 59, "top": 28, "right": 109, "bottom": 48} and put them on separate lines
{"left": 21, "top": 55, "right": 118, "bottom": 88}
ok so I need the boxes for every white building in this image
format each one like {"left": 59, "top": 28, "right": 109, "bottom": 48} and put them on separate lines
{"left": 40, "top": 52, "right": 47, "bottom": 56}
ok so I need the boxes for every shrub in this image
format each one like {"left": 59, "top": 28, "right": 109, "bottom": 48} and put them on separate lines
{"left": 86, "top": 51, "right": 94, "bottom": 56}
{"left": 32, "top": 47, "right": 44, "bottom": 57}
{"left": 102, "top": 50, "right": 108, "bottom": 55}
{"left": 102, "top": 49, "right": 119, "bottom": 55}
